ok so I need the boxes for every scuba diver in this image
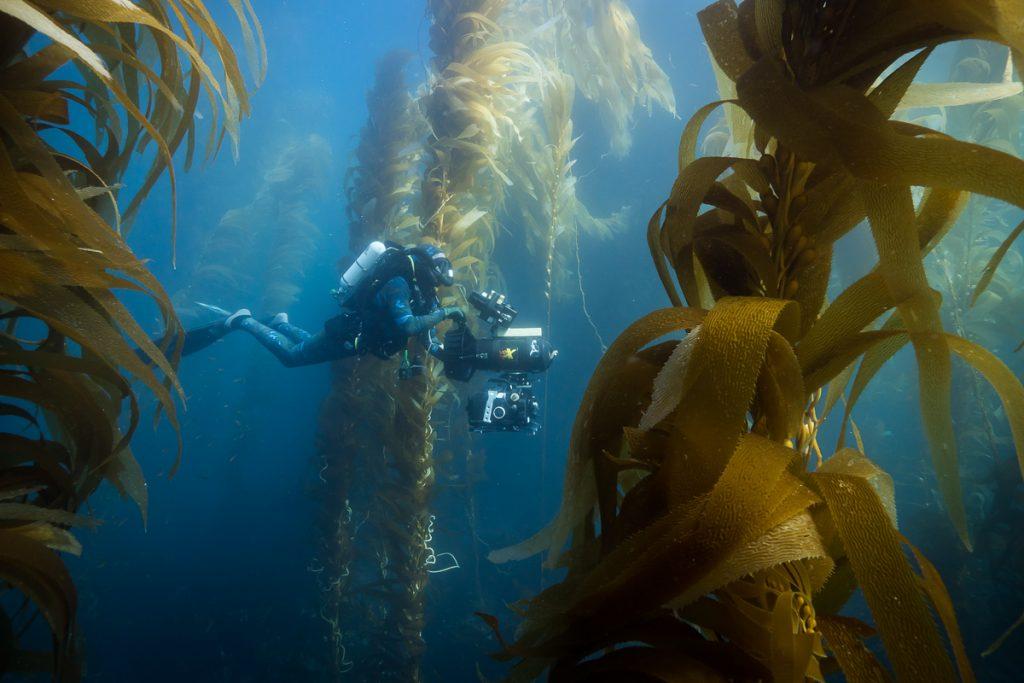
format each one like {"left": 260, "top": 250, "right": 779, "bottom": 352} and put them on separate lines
{"left": 181, "top": 242, "right": 465, "bottom": 367}
{"left": 178, "top": 240, "right": 558, "bottom": 432}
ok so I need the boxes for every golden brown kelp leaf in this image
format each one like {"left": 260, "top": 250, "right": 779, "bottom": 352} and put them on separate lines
{"left": 813, "top": 453, "right": 962, "bottom": 682}
{"left": 900, "top": 537, "right": 975, "bottom": 683}
{"left": 654, "top": 297, "right": 799, "bottom": 498}
{"left": 501, "top": 432, "right": 828, "bottom": 680}
{"left": 674, "top": 0, "right": 1024, "bottom": 547}
{"left": 0, "top": 529, "right": 76, "bottom": 679}
{"left": 0, "top": 1, "right": 260, "bottom": 676}
{"left": 3, "top": 0, "right": 264, "bottom": 258}
{"left": 491, "top": 2, "right": 1024, "bottom": 681}
{"left": 971, "top": 216, "right": 1024, "bottom": 305}
{"left": 984, "top": 609, "right": 1024, "bottom": 657}
{"left": 489, "top": 307, "right": 705, "bottom": 565}
{"left": 815, "top": 616, "right": 890, "bottom": 683}
{"left": 859, "top": 181, "right": 965, "bottom": 544}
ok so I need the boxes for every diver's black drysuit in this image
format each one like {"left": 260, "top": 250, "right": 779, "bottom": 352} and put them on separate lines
{"left": 183, "top": 275, "right": 449, "bottom": 367}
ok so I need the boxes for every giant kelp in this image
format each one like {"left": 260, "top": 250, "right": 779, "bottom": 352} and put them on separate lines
{"left": 311, "top": 50, "right": 423, "bottom": 682}
{"left": 550, "top": 0, "right": 675, "bottom": 157}
{"left": 502, "top": 58, "right": 627, "bottom": 309}
{"left": 386, "top": 3, "right": 650, "bottom": 674}
{"left": 327, "top": 2, "right": 548, "bottom": 678}
{"left": 308, "top": 2, "right": 675, "bottom": 678}
{"left": 344, "top": 51, "right": 424, "bottom": 246}
{"left": 257, "top": 136, "right": 332, "bottom": 313}
{"left": 421, "top": 0, "right": 653, "bottom": 321}
{"left": 490, "top": 1, "right": 1024, "bottom": 680}
{"left": 0, "top": 1, "right": 260, "bottom": 677}
{"left": 421, "top": 0, "right": 539, "bottom": 287}
{"left": 363, "top": 3, "right": 534, "bottom": 678}
{"left": 918, "top": 41, "right": 1024, "bottom": 667}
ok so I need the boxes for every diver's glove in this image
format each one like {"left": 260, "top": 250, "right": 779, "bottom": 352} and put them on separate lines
{"left": 442, "top": 306, "right": 466, "bottom": 324}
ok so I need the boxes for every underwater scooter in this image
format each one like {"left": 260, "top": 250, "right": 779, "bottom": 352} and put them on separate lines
{"left": 440, "top": 290, "right": 557, "bottom": 434}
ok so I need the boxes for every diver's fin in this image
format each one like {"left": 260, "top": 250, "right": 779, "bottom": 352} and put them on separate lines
{"left": 195, "top": 301, "right": 232, "bottom": 317}
{"left": 180, "top": 319, "right": 234, "bottom": 357}
{"left": 172, "top": 310, "right": 251, "bottom": 359}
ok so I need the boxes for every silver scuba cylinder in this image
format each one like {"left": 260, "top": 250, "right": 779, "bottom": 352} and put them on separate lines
{"left": 333, "top": 241, "right": 388, "bottom": 306}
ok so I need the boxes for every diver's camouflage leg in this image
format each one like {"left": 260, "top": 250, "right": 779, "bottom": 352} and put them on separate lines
{"left": 273, "top": 322, "right": 314, "bottom": 344}
{"left": 237, "top": 318, "right": 351, "bottom": 367}
{"left": 237, "top": 317, "right": 304, "bottom": 367}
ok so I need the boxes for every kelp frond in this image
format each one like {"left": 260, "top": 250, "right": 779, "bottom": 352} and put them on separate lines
{"left": 0, "top": 1, "right": 260, "bottom": 677}
{"left": 346, "top": 51, "right": 426, "bottom": 249}
{"left": 505, "top": 68, "right": 627, "bottom": 306}
{"left": 556, "top": 0, "right": 676, "bottom": 157}
{"left": 491, "top": 1, "right": 1024, "bottom": 680}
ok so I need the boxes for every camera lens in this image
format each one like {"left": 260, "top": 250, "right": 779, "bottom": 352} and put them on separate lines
{"left": 492, "top": 406, "right": 507, "bottom": 420}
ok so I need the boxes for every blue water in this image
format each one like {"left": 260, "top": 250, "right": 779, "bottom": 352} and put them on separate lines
{"left": 9, "top": 1, "right": 1024, "bottom": 681}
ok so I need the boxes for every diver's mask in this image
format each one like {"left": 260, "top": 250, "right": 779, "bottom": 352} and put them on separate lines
{"left": 411, "top": 244, "right": 455, "bottom": 288}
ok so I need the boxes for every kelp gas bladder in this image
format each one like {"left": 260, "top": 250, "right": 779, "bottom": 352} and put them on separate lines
{"left": 489, "top": 1, "right": 1024, "bottom": 680}
{"left": 0, "top": 1, "right": 261, "bottom": 677}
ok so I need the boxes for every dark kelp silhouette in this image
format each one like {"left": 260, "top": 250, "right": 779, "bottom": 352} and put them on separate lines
{"left": 172, "top": 133, "right": 332, "bottom": 321}
{"left": 313, "top": 50, "right": 424, "bottom": 681}
{"left": 490, "top": 1, "right": 1024, "bottom": 680}
{"left": 0, "top": 1, "right": 261, "bottom": 678}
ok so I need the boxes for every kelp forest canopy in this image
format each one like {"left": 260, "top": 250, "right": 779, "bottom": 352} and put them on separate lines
{"left": 0, "top": 0, "right": 262, "bottom": 679}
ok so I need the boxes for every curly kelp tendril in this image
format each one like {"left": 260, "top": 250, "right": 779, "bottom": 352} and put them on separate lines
{"left": 423, "top": 514, "right": 460, "bottom": 575}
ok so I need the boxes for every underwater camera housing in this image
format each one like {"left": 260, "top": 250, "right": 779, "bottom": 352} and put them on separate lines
{"left": 442, "top": 291, "right": 557, "bottom": 433}
{"left": 467, "top": 373, "right": 540, "bottom": 434}
{"left": 468, "top": 290, "right": 517, "bottom": 329}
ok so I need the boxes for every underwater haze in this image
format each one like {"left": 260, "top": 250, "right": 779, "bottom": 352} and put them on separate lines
{"left": 4, "top": 1, "right": 1024, "bottom": 682}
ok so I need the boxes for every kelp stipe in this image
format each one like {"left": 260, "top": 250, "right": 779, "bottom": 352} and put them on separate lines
{"left": 490, "top": 1, "right": 1024, "bottom": 680}
{"left": 355, "top": 2, "right": 536, "bottom": 677}
{"left": 502, "top": 55, "right": 628, "bottom": 309}
{"left": 0, "top": 1, "right": 261, "bottom": 678}
{"left": 311, "top": 50, "right": 424, "bottom": 681}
